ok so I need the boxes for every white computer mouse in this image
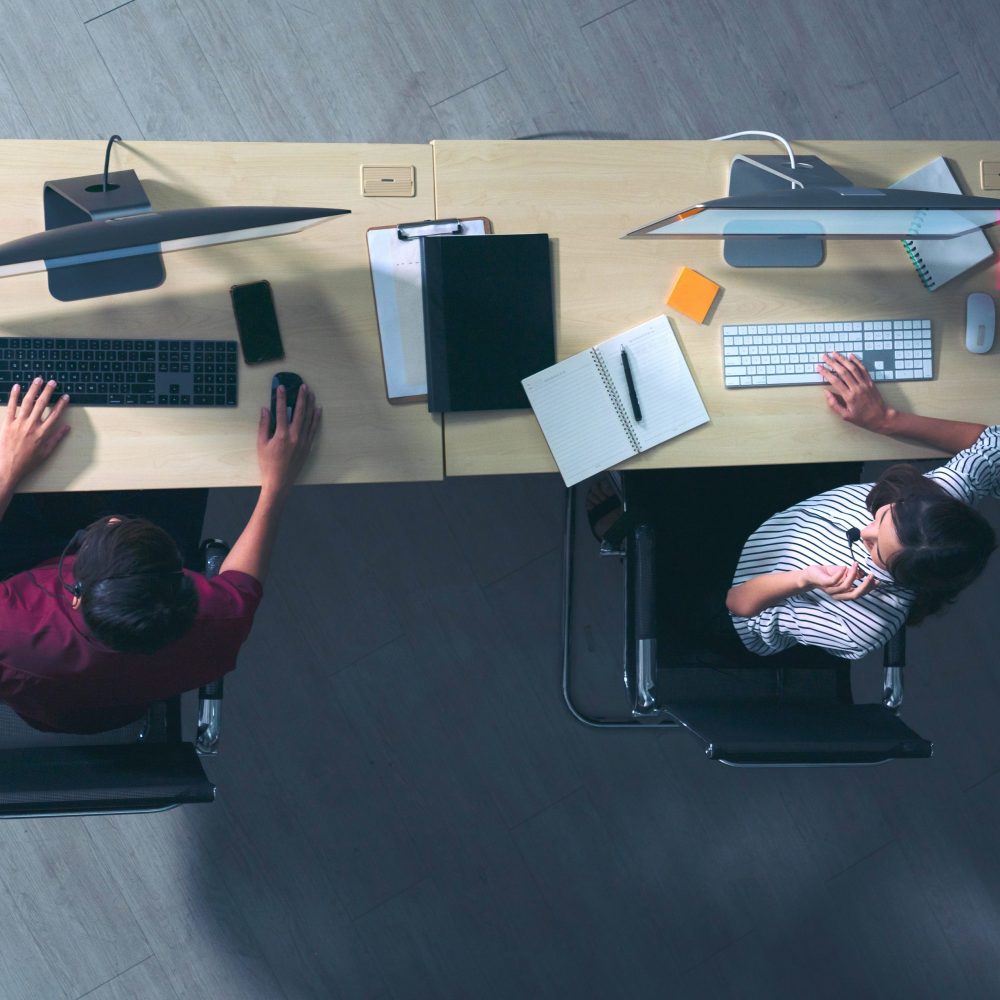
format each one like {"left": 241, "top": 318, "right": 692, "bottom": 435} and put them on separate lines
{"left": 966, "top": 292, "right": 995, "bottom": 354}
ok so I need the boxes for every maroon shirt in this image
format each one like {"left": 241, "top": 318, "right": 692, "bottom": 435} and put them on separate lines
{"left": 0, "top": 555, "right": 262, "bottom": 734}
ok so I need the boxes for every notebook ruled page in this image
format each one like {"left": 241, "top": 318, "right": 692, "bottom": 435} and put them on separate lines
{"left": 521, "top": 348, "right": 636, "bottom": 486}
{"left": 594, "top": 316, "right": 709, "bottom": 453}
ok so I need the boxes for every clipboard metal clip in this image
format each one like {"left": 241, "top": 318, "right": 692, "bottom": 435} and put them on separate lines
{"left": 397, "top": 219, "right": 463, "bottom": 240}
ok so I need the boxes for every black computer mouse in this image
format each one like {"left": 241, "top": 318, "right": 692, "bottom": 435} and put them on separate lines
{"left": 269, "top": 371, "right": 303, "bottom": 436}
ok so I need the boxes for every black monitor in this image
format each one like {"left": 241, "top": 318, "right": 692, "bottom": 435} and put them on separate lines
{"left": 623, "top": 154, "right": 1000, "bottom": 268}
{"left": 0, "top": 142, "right": 350, "bottom": 301}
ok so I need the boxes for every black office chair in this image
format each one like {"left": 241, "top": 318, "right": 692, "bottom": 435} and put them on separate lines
{"left": 0, "top": 538, "right": 231, "bottom": 818}
{"left": 563, "top": 465, "right": 933, "bottom": 766}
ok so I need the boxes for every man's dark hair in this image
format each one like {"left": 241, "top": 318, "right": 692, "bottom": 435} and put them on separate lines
{"left": 73, "top": 516, "right": 199, "bottom": 654}
{"left": 867, "top": 464, "right": 996, "bottom": 625}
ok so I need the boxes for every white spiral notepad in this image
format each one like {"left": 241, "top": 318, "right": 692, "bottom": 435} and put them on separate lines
{"left": 522, "top": 315, "right": 709, "bottom": 487}
{"left": 891, "top": 157, "right": 994, "bottom": 291}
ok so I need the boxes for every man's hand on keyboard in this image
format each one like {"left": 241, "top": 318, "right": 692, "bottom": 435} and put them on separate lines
{"left": 817, "top": 352, "right": 893, "bottom": 433}
{"left": 0, "top": 379, "right": 71, "bottom": 493}
{"left": 802, "top": 561, "right": 878, "bottom": 602}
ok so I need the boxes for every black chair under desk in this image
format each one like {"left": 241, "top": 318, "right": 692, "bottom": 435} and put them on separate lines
{"left": 562, "top": 463, "right": 933, "bottom": 767}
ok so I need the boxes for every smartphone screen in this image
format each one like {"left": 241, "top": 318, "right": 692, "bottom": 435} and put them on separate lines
{"left": 231, "top": 280, "right": 285, "bottom": 364}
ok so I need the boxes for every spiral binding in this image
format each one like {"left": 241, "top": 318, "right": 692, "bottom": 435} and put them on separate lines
{"left": 902, "top": 208, "right": 936, "bottom": 290}
{"left": 592, "top": 349, "right": 641, "bottom": 454}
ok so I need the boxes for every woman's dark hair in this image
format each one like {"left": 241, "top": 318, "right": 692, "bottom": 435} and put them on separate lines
{"left": 867, "top": 464, "right": 996, "bottom": 625}
{"left": 73, "top": 516, "right": 199, "bottom": 654}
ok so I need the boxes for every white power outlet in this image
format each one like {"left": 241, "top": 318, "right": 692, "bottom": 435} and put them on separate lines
{"left": 361, "top": 165, "right": 415, "bottom": 197}
{"left": 980, "top": 161, "right": 1000, "bottom": 191}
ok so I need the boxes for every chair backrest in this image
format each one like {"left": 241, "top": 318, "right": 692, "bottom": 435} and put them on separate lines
{"left": 0, "top": 742, "right": 215, "bottom": 817}
{"left": 0, "top": 701, "right": 215, "bottom": 818}
{"left": 663, "top": 701, "right": 932, "bottom": 766}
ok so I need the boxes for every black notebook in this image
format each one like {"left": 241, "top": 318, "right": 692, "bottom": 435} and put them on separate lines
{"left": 421, "top": 233, "right": 555, "bottom": 412}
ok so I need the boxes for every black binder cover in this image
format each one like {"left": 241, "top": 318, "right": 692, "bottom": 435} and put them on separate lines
{"left": 421, "top": 234, "right": 555, "bottom": 412}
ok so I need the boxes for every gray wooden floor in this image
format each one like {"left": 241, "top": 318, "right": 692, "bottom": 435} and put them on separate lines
{"left": 2, "top": 1, "right": 1000, "bottom": 998}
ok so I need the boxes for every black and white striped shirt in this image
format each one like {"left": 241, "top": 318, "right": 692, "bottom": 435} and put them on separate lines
{"left": 731, "top": 425, "right": 1000, "bottom": 660}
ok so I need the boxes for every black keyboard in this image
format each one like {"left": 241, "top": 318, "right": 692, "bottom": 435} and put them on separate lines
{"left": 0, "top": 336, "right": 239, "bottom": 407}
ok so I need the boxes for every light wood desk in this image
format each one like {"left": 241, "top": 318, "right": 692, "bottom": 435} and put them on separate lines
{"left": 0, "top": 140, "right": 443, "bottom": 492}
{"left": 432, "top": 140, "right": 1000, "bottom": 476}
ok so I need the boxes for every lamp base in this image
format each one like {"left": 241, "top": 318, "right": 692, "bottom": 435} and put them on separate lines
{"left": 43, "top": 169, "right": 165, "bottom": 302}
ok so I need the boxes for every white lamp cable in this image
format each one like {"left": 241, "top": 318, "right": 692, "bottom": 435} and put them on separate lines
{"left": 709, "top": 130, "right": 797, "bottom": 169}
{"left": 709, "top": 130, "right": 806, "bottom": 190}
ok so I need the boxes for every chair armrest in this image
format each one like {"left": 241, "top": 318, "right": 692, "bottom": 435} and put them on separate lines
{"left": 882, "top": 628, "right": 906, "bottom": 711}
{"left": 195, "top": 688, "right": 223, "bottom": 756}
{"left": 195, "top": 539, "right": 230, "bottom": 756}
{"left": 632, "top": 523, "right": 657, "bottom": 711}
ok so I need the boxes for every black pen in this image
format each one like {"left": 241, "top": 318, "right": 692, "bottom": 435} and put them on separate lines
{"left": 621, "top": 347, "right": 642, "bottom": 422}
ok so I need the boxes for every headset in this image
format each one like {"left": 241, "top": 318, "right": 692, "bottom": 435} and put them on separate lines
{"left": 57, "top": 528, "right": 87, "bottom": 600}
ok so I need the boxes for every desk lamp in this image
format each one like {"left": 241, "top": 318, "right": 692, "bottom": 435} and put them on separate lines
{"left": 624, "top": 130, "right": 1000, "bottom": 268}
{"left": 0, "top": 136, "right": 350, "bottom": 301}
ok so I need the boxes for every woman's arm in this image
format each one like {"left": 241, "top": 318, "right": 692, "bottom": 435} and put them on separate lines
{"left": 727, "top": 562, "right": 877, "bottom": 618}
{"left": 818, "top": 352, "right": 987, "bottom": 454}
{"left": 0, "top": 379, "right": 71, "bottom": 519}
{"left": 219, "top": 383, "right": 321, "bottom": 583}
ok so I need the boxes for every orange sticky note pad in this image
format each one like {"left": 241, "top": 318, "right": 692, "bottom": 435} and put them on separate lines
{"left": 665, "top": 267, "right": 720, "bottom": 324}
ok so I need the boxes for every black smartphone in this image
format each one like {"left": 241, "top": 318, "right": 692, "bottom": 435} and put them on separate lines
{"left": 231, "top": 280, "right": 285, "bottom": 364}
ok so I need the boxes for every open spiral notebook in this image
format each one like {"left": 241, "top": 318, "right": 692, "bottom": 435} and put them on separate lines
{"left": 522, "top": 315, "right": 709, "bottom": 486}
{"left": 891, "top": 157, "right": 994, "bottom": 291}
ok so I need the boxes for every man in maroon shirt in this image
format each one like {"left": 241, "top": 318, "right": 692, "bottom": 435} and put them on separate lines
{"left": 0, "top": 377, "right": 320, "bottom": 733}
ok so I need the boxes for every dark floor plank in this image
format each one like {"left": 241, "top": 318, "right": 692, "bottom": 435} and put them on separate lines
{"left": 431, "top": 69, "right": 536, "bottom": 139}
{"left": 674, "top": 842, "right": 979, "bottom": 999}
{"left": 0, "top": 0, "right": 140, "bottom": 139}
{"left": 839, "top": 0, "right": 959, "bottom": 110}
{"left": 510, "top": 788, "right": 671, "bottom": 997}
{"left": 282, "top": 2, "right": 442, "bottom": 142}
{"left": 0, "top": 819, "right": 151, "bottom": 999}
{"left": 87, "top": 0, "right": 247, "bottom": 140}
{"left": 177, "top": 0, "right": 341, "bottom": 141}
{"left": 83, "top": 810, "right": 290, "bottom": 1000}
{"left": 356, "top": 825, "right": 562, "bottom": 1000}
{"left": 376, "top": 0, "right": 505, "bottom": 108}
{"left": 890, "top": 72, "right": 991, "bottom": 139}
{"left": 79, "top": 957, "right": 182, "bottom": 1000}
{"left": 430, "top": 472, "right": 565, "bottom": 587}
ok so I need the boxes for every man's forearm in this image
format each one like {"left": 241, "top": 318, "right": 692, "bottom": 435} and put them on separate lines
{"left": 218, "top": 484, "right": 289, "bottom": 584}
{"left": 726, "top": 570, "right": 808, "bottom": 618}
{"left": 876, "top": 409, "right": 987, "bottom": 455}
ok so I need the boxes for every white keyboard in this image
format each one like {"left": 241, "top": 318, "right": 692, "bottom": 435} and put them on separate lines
{"left": 722, "top": 318, "right": 933, "bottom": 388}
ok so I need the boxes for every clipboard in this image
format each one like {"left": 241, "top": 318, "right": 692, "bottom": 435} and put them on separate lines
{"left": 367, "top": 216, "right": 492, "bottom": 402}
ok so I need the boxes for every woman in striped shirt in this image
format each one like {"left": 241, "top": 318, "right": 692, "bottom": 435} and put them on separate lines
{"left": 726, "top": 351, "right": 998, "bottom": 660}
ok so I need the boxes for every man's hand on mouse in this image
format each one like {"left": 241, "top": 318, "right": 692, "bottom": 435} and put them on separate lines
{"left": 816, "top": 352, "right": 894, "bottom": 433}
{"left": 0, "top": 379, "right": 71, "bottom": 493}
{"left": 257, "top": 382, "right": 321, "bottom": 496}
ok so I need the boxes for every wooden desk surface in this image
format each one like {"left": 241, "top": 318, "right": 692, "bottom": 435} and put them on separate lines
{"left": 0, "top": 140, "right": 443, "bottom": 492}
{"left": 432, "top": 139, "right": 1000, "bottom": 476}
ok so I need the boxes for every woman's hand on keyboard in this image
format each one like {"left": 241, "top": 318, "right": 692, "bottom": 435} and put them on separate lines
{"left": 0, "top": 379, "right": 71, "bottom": 492}
{"left": 817, "top": 352, "right": 893, "bottom": 433}
{"left": 802, "top": 562, "right": 878, "bottom": 601}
